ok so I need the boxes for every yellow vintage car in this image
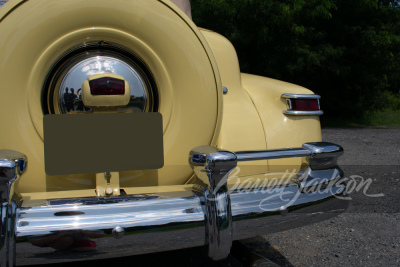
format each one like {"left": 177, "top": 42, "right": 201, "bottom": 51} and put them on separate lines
{"left": 0, "top": 0, "right": 348, "bottom": 265}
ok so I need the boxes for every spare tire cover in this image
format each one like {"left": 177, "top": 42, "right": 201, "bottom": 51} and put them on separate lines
{"left": 0, "top": 0, "right": 221, "bottom": 192}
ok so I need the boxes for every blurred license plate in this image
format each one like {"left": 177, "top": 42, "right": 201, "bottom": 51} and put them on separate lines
{"left": 44, "top": 113, "right": 163, "bottom": 175}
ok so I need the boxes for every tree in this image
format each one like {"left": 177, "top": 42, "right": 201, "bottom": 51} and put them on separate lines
{"left": 192, "top": 0, "right": 400, "bottom": 118}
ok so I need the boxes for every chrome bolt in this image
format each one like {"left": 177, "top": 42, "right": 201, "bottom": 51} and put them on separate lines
{"left": 280, "top": 206, "right": 288, "bottom": 216}
{"left": 112, "top": 226, "right": 125, "bottom": 239}
{"left": 105, "top": 187, "right": 113, "bottom": 195}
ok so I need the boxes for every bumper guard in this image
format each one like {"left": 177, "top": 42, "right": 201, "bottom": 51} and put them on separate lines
{"left": 0, "top": 142, "right": 348, "bottom": 266}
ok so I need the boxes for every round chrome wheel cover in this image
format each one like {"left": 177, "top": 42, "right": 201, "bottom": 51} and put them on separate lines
{"left": 44, "top": 47, "right": 156, "bottom": 114}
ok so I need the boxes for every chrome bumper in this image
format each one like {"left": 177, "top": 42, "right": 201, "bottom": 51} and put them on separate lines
{"left": 0, "top": 142, "right": 348, "bottom": 266}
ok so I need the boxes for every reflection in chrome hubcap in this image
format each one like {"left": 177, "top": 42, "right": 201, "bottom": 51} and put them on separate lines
{"left": 44, "top": 45, "right": 157, "bottom": 114}
{"left": 58, "top": 56, "right": 148, "bottom": 113}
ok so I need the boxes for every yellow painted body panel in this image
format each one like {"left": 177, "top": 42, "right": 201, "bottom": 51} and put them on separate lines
{"left": 0, "top": 0, "right": 321, "bottom": 198}
{"left": 199, "top": 29, "right": 321, "bottom": 180}
{"left": 199, "top": 29, "right": 268, "bottom": 177}
{"left": 0, "top": 0, "right": 222, "bottom": 193}
{"left": 241, "top": 73, "right": 322, "bottom": 173}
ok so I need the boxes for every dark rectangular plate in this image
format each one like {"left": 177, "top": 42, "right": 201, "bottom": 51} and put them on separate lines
{"left": 44, "top": 113, "right": 163, "bottom": 175}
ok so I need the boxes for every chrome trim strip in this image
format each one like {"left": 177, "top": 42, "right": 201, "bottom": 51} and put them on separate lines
{"left": 231, "top": 185, "right": 347, "bottom": 240}
{"left": 283, "top": 110, "right": 324, "bottom": 116}
{"left": 282, "top": 94, "right": 321, "bottom": 99}
{"left": 15, "top": 186, "right": 347, "bottom": 265}
{"left": 234, "top": 142, "right": 344, "bottom": 192}
{"left": 282, "top": 94, "right": 323, "bottom": 116}
{"left": 235, "top": 148, "right": 310, "bottom": 162}
{"left": 0, "top": 150, "right": 27, "bottom": 267}
{"left": 16, "top": 192, "right": 207, "bottom": 266}
{"left": 287, "top": 98, "right": 293, "bottom": 110}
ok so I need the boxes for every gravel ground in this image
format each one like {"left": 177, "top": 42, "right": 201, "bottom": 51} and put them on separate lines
{"left": 45, "top": 127, "right": 400, "bottom": 267}
{"left": 242, "top": 127, "right": 400, "bottom": 267}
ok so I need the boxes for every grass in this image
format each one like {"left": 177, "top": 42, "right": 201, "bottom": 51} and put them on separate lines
{"left": 321, "top": 109, "right": 400, "bottom": 128}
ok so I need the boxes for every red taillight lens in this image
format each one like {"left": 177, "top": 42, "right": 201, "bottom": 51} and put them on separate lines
{"left": 291, "top": 99, "right": 320, "bottom": 111}
{"left": 89, "top": 77, "right": 125, "bottom": 95}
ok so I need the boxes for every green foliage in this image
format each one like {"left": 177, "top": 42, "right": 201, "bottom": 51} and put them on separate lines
{"left": 192, "top": 0, "right": 400, "bottom": 120}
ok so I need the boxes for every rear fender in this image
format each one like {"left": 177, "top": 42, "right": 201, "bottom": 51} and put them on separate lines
{"left": 242, "top": 74, "right": 322, "bottom": 173}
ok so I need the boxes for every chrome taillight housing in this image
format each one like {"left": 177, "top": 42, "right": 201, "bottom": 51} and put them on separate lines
{"left": 282, "top": 94, "right": 323, "bottom": 116}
